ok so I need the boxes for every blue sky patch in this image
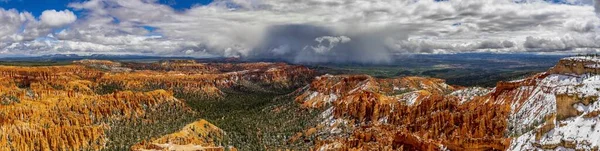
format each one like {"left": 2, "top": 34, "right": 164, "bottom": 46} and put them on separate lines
{"left": 0, "top": 0, "right": 214, "bottom": 17}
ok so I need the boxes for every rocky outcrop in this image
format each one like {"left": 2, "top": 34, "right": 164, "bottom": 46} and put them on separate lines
{"left": 132, "top": 120, "right": 227, "bottom": 151}
{"left": 293, "top": 74, "right": 511, "bottom": 150}
{"left": 295, "top": 74, "right": 455, "bottom": 108}
{"left": 548, "top": 56, "right": 600, "bottom": 75}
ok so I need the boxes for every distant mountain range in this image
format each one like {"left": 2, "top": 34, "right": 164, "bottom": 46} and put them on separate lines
{"left": 0, "top": 54, "right": 204, "bottom": 62}
{"left": 3, "top": 54, "right": 191, "bottom": 61}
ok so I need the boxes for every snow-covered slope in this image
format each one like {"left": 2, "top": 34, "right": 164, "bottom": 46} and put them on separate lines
{"left": 491, "top": 56, "right": 600, "bottom": 150}
{"left": 450, "top": 87, "right": 491, "bottom": 104}
{"left": 507, "top": 74, "right": 600, "bottom": 150}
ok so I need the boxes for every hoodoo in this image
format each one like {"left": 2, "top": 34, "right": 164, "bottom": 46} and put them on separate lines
{"left": 293, "top": 56, "right": 600, "bottom": 150}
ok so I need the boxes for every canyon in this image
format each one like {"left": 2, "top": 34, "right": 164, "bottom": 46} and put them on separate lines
{"left": 0, "top": 55, "right": 599, "bottom": 150}
{"left": 295, "top": 56, "right": 600, "bottom": 150}
{"left": 0, "top": 60, "right": 313, "bottom": 150}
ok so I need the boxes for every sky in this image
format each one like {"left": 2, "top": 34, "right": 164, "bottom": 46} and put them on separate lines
{"left": 1, "top": 0, "right": 600, "bottom": 63}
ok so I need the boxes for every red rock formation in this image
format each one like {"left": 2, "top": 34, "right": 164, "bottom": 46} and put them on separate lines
{"left": 303, "top": 56, "right": 600, "bottom": 151}
{"left": 296, "top": 74, "right": 510, "bottom": 150}
{"left": 131, "top": 120, "right": 225, "bottom": 151}
{"left": 0, "top": 73, "right": 187, "bottom": 151}
{"left": 295, "top": 75, "right": 455, "bottom": 108}
{"left": 0, "top": 60, "right": 316, "bottom": 151}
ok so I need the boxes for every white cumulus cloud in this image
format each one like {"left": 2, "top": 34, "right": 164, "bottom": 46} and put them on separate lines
{"left": 40, "top": 9, "right": 77, "bottom": 27}
{"left": 311, "top": 36, "right": 351, "bottom": 54}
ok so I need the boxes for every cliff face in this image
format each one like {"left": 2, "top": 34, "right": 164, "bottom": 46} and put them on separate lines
{"left": 471, "top": 56, "right": 600, "bottom": 150}
{"left": 294, "top": 56, "right": 600, "bottom": 151}
{"left": 295, "top": 74, "right": 455, "bottom": 108}
{"left": 122, "top": 60, "right": 315, "bottom": 88}
{"left": 548, "top": 56, "right": 600, "bottom": 75}
{"left": 505, "top": 56, "right": 600, "bottom": 151}
{"left": 99, "top": 61, "right": 314, "bottom": 99}
{"left": 293, "top": 74, "right": 509, "bottom": 150}
{"left": 0, "top": 60, "right": 315, "bottom": 151}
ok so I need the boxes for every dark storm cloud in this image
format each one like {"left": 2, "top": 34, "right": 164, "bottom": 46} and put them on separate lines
{"left": 524, "top": 36, "right": 600, "bottom": 51}
{"left": 595, "top": 0, "right": 600, "bottom": 15}
{"left": 247, "top": 24, "right": 398, "bottom": 64}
